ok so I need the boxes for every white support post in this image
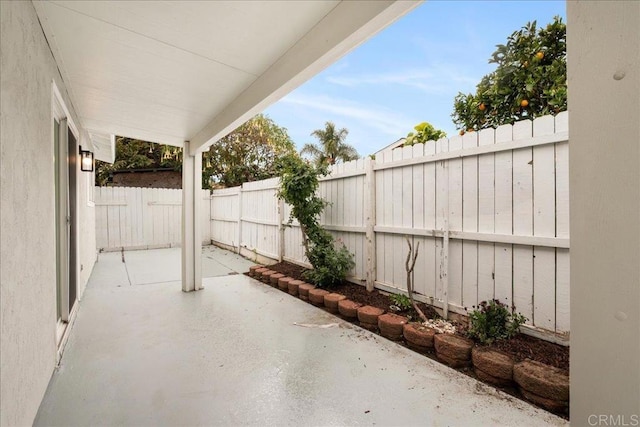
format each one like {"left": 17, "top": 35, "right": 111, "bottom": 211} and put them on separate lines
{"left": 237, "top": 188, "right": 242, "bottom": 254}
{"left": 364, "top": 156, "right": 376, "bottom": 292}
{"left": 568, "top": 1, "right": 640, "bottom": 421}
{"left": 278, "top": 197, "right": 285, "bottom": 262}
{"left": 181, "top": 141, "right": 202, "bottom": 292}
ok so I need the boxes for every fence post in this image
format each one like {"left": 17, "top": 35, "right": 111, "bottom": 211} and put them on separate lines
{"left": 364, "top": 156, "right": 376, "bottom": 292}
{"left": 278, "top": 197, "right": 284, "bottom": 262}
{"left": 236, "top": 187, "right": 242, "bottom": 254}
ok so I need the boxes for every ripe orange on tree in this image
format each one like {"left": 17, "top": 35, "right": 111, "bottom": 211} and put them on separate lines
{"left": 478, "top": 103, "right": 486, "bottom": 111}
{"left": 452, "top": 17, "right": 566, "bottom": 132}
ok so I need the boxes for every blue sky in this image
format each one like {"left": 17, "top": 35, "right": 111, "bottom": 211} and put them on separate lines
{"left": 264, "top": 1, "right": 566, "bottom": 156}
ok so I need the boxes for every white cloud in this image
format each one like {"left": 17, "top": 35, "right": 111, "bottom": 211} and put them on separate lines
{"left": 326, "top": 65, "right": 479, "bottom": 94}
{"left": 326, "top": 69, "right": 434, "bottom": 90}
{"left": 280, "top": 93, "right": 413, "bottom": 138}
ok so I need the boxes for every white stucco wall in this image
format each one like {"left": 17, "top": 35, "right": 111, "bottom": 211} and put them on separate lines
{"left": 568, "top": 1, "right": 640, "bottom": 424}
{"left": 78, "top": 168, "right": 97, "bottom": 297}
{"left": 0, "top": 2, "right": 97, "bottom": 425}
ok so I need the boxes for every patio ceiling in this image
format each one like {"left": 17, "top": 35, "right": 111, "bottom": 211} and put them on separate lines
{"left": 34, "top": 1, "right": 419, "bottom": 157}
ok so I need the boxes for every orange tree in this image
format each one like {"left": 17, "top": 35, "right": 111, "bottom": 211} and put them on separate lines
{"left": 452, "top": 17, "right": 566, "bottom": 133}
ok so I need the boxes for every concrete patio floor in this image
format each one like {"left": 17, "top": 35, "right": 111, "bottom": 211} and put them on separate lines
{"left": 35, "top": 247, "right": 567, "bottom": 426}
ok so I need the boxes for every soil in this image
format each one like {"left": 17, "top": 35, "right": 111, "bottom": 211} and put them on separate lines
{"left": 263, "top": 262, "right": 439, "bottom": 318}
{"left": 493, "top": 334, "right": 569, "bottom": 371}
{"left": 257, "top": 261, "right": 569, "bottom": 373}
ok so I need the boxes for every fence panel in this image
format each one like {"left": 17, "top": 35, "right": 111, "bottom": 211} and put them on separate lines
{"left": 413, "top": 140, "right": 437, "bottom": 301}
{"left": 448, "top": 134, "right": 463, "bottom": 309}
{"left": 278, "top": 160, "right": 368, "bottom": 279}
{"left": 321, "top": 159, "right": 367, "bottom": 280}
{"left": 434, "top": 137, "right": 449, "bottom": 304}
{"left": 95, "top": 186, "right": 210, "bottom": 250}
{"left": 532, "top": 116, "right": 557, "bottom": 330}
{"left": 239, "top": 178, "right": 279, "bottom": 260}
{"left": 283, "top": 220, "right": 307, "bottom": 266}
{"left": 375, "top": 149, "right": 395, "bottom": 287}
{"left": 210, "top": 186, "right": 240, "bottom": 248}
{"left": 462, "top": 131, "right": 479, "bottom": 310}
{"left": 494, "top": 124, "right": 514, "bottom": 317}
{"left": 205, "top": 113, "right": 571, "bottom": 338}
{"left": 477, "top": 128, "right": 496, "bottom": 305}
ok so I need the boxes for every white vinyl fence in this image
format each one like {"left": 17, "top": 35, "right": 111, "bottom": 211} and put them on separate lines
{"left": 95, "top": 187, "right": 211, "bottom": 251}
{"left": 210, "top": 113, "right": 570, "bottom": 338}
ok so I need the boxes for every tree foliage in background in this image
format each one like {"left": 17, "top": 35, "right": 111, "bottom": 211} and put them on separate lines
{"left": 452, "top": 17, "right": 566, "bottom": 133}
{"left": 301, "top": 121, "right": 359, "bottom": 167}
{"left": 404, "top": 122, "right": 447, "bottom": 146}
{"left": 96, "top": 114, "right": 294, "bottom": 188}
{"left": 95, "top": 137, "right": 182, "bottom": 186}
{"left": 203, "top": 114, "right": 295, "bottom": 188}
{"left": 276, "top": 154, "right": 354, "bottom": 288}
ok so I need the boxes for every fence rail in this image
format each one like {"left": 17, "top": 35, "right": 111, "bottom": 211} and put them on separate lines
{"left": 210, "top": 113, "right": 570, "bottom": 339}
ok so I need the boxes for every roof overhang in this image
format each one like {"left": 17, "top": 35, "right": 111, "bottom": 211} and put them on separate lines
{"left": 34, "top": 1, "right": 420, "bottom": 156}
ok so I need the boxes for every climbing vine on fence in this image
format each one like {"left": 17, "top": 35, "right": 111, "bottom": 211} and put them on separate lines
{"left": 276, "top": 154, "right": 354, "bottom": 288}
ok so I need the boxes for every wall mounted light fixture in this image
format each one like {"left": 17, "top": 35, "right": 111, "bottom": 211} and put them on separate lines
{"left": 79, "top": 146, "right": 94, "bottom": 172}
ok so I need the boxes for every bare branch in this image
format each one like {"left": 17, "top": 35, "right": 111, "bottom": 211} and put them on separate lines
{"left": 405, "top": 237, "right": 427, "bottom": 322}
{"left": 410, "top": 241, "right": 420, "bottom": 273}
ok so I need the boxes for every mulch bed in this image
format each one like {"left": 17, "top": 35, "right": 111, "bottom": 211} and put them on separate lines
{"left": 262, "top": 262, "right": 439, "bottom": 317}
{"left": 493, "top": 334, "right": 569, "bottom": 371}
{"left": 252, "top": 261, "right": 569, "bottom": 372}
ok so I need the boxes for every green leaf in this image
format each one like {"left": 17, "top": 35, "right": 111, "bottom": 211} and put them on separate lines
{"left": 452, "top": 16, "right": 566, "bottom": 132}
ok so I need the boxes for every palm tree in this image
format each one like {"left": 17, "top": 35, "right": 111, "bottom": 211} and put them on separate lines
{"left": 301, "top": 121, "right": 359, "bottom": 167}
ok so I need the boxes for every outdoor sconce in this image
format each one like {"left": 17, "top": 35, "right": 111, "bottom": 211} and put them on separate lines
{"left": 79, "top": 146, "right": 94, "bottom": 172}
